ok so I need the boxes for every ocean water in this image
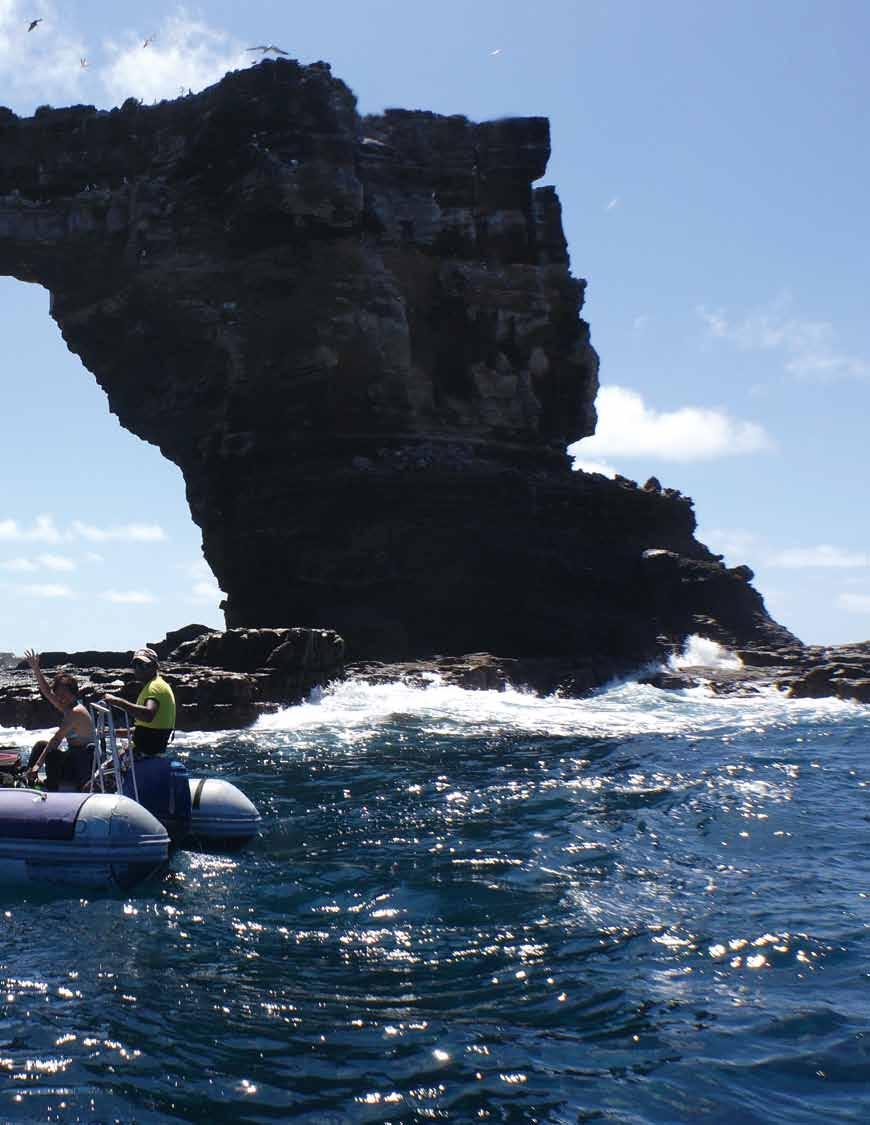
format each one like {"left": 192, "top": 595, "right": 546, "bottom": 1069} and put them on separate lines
{"left": 0, "top": 645, "right": 867, "bottom": 1123}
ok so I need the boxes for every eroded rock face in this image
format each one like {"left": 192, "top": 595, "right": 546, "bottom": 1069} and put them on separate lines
{"left": 0, "top": 626, "right": 345, "bottom": 730}
{"left": 0, "top": 61, "right": 792, "bottom": 662}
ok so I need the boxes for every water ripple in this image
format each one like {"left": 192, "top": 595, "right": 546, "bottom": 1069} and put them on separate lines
{"left": 0, "top": 678, "right": 867, "bottom": 1121}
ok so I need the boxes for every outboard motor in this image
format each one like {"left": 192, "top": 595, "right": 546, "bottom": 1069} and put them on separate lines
{"left": 122, "top": 758, "right": 192, "bottom": 844}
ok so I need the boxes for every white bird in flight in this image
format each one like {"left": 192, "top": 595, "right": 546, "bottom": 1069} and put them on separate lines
{"left": 247, "top": 44, "right": 289, "bottom": 56}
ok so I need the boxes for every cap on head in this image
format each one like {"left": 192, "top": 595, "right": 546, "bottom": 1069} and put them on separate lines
{"left": 132, "top": 647, "right": 159, "bottom": 670}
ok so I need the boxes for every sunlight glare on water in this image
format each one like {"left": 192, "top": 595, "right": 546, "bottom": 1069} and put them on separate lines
{"left": 0, "top": 670, "right": 867, "bottom": 1122}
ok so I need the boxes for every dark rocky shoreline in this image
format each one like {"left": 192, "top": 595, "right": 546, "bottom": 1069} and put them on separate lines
{"left": 0, "top": 627, "right": 344, "bottom": 733}
{"left": 642, "top": 641, "right": 870, "bottom": 703}
{"left": 1, "top": 626, "right": 867, "bottom": 736}
{"left": 349, "top": 641, "right": 870, "bottom": 703}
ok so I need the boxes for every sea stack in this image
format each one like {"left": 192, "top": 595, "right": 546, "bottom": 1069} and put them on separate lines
{"left": 0, "top": 60, "right": 795, "bottom": 669}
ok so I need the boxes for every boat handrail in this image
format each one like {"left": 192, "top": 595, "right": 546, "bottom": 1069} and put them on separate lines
{"left": 89, "top": 703, "right": 138, "bottom": 804}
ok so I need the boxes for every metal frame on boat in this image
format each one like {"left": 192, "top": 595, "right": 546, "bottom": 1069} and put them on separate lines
{"left": 0, "top": 703, "right": 262, "bottom": 888}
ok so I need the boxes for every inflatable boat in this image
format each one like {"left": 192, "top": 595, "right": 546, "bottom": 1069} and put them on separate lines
{"left": 118, "top": 756, "right": 262, "bottom": 846}
{"left": 0, "top": 788, "right": 170, "bottom": 889}
{"left": 187, "top": 776, "right": 262, "bottom": 846}
{"left": 0, "top": 705, "right": 262, "bottom": 888}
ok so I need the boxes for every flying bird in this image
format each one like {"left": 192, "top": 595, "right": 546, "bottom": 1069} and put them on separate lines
{"left": 142, "top": 34, "right": 155, "bottom": 48}
{"left": 80, "top": 57, "right": 88, "bottom": 68}
{"left": 28, "top": 18, "right": 42, "bottom": 32}
{"left": 246, "top": 44, "right": 289, "bottom": 56}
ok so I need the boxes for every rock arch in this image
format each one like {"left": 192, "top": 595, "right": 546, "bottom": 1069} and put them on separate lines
{"left": 0, "top": 60, "right": 791, "bottom": 662}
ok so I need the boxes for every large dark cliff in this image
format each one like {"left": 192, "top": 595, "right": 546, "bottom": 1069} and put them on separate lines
{"left": 0, "top": 60, "right": 796, "bottom": 664}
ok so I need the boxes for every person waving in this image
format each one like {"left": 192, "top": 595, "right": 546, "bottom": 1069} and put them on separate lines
{"left": 24, "top": 650, "right": 96, "bottom": 789}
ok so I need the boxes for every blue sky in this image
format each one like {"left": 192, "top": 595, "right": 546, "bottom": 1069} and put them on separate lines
{"left": 1, "top": 0, "right": 869, "bottom": 653}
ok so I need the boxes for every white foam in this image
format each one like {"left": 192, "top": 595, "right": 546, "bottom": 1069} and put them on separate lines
{"left": 669, "top": 634, "right": 743, "bottom": 671}
{"left": 4, "top": 661, "right": 858, "bottom": 750}
{"left": 249, "top": 671, "right": 856, "bottom": 746}
{"left": 0, "top": 726, "right": 52, "bottom": 752}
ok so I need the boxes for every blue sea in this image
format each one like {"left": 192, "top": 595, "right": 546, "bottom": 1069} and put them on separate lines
{"left": 0, "top": 642, "right": 867, "bottom": 1123}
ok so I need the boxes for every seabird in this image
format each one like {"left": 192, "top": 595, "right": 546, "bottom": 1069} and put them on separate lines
{"left": 142, "top": 34, "right": 155, "bottom": 48}
{"left": 80, "top": 57, "right": 88, "bottom": 68}
{"left": 28, "top": 18, "right": 42, "bottom": 32}
{"left": 246, "top": 44, "right": 289, "bottom": 56}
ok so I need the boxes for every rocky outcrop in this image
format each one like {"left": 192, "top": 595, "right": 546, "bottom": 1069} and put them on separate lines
{"left": 769, "top": 642, "right": 870, "bottom": 703}
{"left": 0, "top": 60, "right": 793, "bottom": 664}
{"left": 349, "top": 651, "right": 652, "bottom": 696}
{"left": 641, "top": 640, "right": 870, "bottom": 704}
{"left": 4, "top": 626, "right": 869, "bottom": 731}
{"left": 147, "top": 623, "right": 213, "bottom": 660}
{"left": 0, "top": 627, "right": 344, "bottom": 731}
{"left": 352, "top": 638, "right": 870, "bottom": 704}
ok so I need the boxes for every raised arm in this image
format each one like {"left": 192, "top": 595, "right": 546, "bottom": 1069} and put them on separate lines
{"left": 24, "top": 649, "right": 63, "bottom": 713}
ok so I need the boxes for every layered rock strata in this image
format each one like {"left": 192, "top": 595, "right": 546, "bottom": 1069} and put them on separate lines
{"left": 0, "top": 60, "right": 793, "bottom": 663}
{"left": 0, "top": 627, "right": 344, "bottom": 731}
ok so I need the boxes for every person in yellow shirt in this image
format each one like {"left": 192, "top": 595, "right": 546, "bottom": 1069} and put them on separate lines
{"left": 102, "top": 647, "right": 176, "bottom": 756}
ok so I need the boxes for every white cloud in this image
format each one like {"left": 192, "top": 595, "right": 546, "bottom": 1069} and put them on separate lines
{"left": 785, "top": 352, "right": 870, "bottom": 380}
{"left": 184, "top": 559, "right": 213, "bottom": 580}
{"left": 836, "top": 593, "right": 870, "bottom": 614}
{"left": 698, "top": 307, "right": 729, "bottom": 339}
{"left": 569, "top": 386, "right": 772, "bottom": 463}
{"left": 766, "top": 545, "right": 870, "bottom": 569}
{"left": 0, "top": 557, "right": 36, "bottom": 572}
{"left": 0, "top": 553, "right": 74, "bottom": 572}
{"left": 36, "top": 553, "right": 75, "bottom": 571}
{"left": 0, "top": 4, "right": 251, "bottom": 113}
{"left": 700, "top": 527, "right": 760, "bottom": 562}
{"left": 698, "top": 296, "right": 870, "bottom": 381}
{"left": 0, "top": 517, "right": 165, "bottom": 544}
{"left": 182, "top": 558, "right": 225, "bottom": 602}
{"left": 19, "top": 583, "right": 71, "bottom": 598}
{"left": 573, "top": 458, "right": 617, "bottom": 478}
{"left": 0, "top": 1, "right": 87, "bottom": 102}
{"left": 100, "top": 589, "right": 157, "bottom": 604}
{"left": 191, "top": 579, "right": 222, "bottom": 601}
{"left": 0, "top": 515, "right": 63, "bottom": 543}
{"left": 101, "top": 12, "right": 245, "bottom": 105}
{"left": 701, "top": 528, "right": 870, "bottom": 572}
{"left": 71, "top": 521, "right": 167, "bottom": 543}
